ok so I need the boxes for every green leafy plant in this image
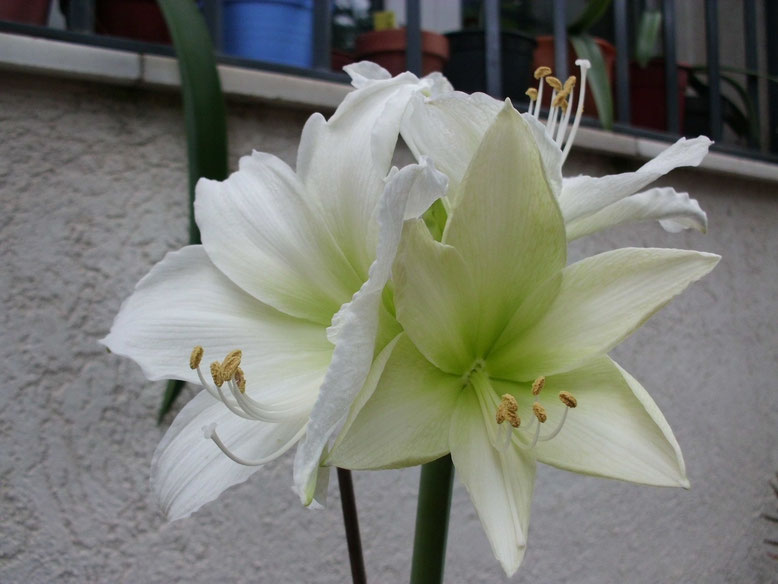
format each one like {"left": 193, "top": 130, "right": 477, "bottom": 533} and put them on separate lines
{"left": 568, "top": 0, "right": 614, "bottom": 130}
{"left": 634, "top": 9, "right": 662, "bottom": 68}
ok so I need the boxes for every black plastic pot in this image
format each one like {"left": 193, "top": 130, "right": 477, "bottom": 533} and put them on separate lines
{"left": 443, "top": 30, "right": 536, "bottom": 101}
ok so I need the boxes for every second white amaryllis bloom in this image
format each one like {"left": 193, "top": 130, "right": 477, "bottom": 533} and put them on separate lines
{"left": 327, "top": 103, "right": 719, "bottom": 575}
{"left": 395, "top": 60, "right": 711, "bottom": 240}
{"left": 101, "top": 63, "right": 448, "bottom": 519}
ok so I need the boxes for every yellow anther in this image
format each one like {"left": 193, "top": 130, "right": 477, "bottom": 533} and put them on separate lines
{"left": 189, "top": 345, "right": 204, "bottom": 370}
{"left": 234, "top": 367, "right": 247, "bottom": 393}
{"left": 210, "top": 361, "right": 224, "bottom": 388}
{"left": 525, "top": 87, "right": 538, "bottom": 101}
{"left": 532, "top": 402, "right": 547, "bottom": 423}
{"left": 221, "top": 349, "right": 242, "bottom": 380}
{"left": 496, "top": 394, "right": 521, "bottom": 428}
{"left": 560, "top": 98, "right": 570, "bottom": 112}
{"left": 559, "top": 391, "right": 578, "bottom": 408}
{"left": 564, "top": 75, "right": 577, "bottom": 92}
{"left": 534, "top": 66, "right": 552, "bottom": 79}
{"left": 545, "top": 76, "right": 563, "bottom": 91}
{"left": 552, "top": 92, "right": 568, "bottom": 108}
{"left": 531, "top": 376, "right": 546, "bottom": 396}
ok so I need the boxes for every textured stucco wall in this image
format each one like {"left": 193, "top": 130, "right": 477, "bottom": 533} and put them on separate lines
{"left": 1, "top": 71, "right": 776, "bottom": 584}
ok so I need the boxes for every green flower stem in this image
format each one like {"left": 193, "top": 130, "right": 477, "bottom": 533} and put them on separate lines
{"left": 410, "top": 455, "right": 455, "bottom": 584}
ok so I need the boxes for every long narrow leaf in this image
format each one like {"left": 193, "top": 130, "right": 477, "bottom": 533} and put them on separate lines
{"left": 156, "top": 0, "right": 229, "bottom": 422}
{"left": 635, "top": 10, "right": 662, "bottom": 68}
{"left": 570, "top": 33, "right": 614, "bottom": 130}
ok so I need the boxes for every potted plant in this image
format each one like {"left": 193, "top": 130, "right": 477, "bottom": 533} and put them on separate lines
{"left": 331, "top": 0, "right": 371, "bottom": 71}
{"left": 222, "top": 0, "right": 315, "bottom": 67}
{"left": 0, "top": 0, "right": 50, "bottom": 25}
{"left": 443, "top": 0, "right": 536, "bottom": 101}
{"left": 628, "top": 8, "right": 689, "bottom": 132}
{"left": 532, "top": 0, "right": 616, "bottom": 128}
{"left": 95, "top": 0, "right": 171, "bottom": 44}
{"left": 354, "top": 10, "right": 449, "bottom": 77}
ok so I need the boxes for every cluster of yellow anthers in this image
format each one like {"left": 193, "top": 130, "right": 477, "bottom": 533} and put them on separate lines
{"left": 190, "top": 345, "right": 246, "bottom": 393}
{"left": 188, "top": 346, "right": 306, "bottom": 466}
{"left": 495, "top": 376, "right": 578, "bottom": 450}
{"left": 523, "top": 60, "right": 591, "bottom": 164}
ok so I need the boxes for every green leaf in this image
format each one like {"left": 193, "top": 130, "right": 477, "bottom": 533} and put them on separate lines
{"left": 157, "top": 379, "right": 186, "bottom": 424}
{"left": 635, "top": 10, "right": 662, "bottom": 68}
{"left": 570, "top": 33, "right": 614, "bottom": 130}
{"left": 155, "top": 0, "right": 229, "bottom": 423}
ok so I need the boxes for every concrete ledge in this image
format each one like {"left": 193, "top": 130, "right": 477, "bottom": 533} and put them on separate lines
{"left": 2, "top": 31, "right": 776, "bottom": 184}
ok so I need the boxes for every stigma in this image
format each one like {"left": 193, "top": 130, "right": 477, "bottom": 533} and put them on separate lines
{"left": 525, "top": 60, "right": 591, "bottom": 164}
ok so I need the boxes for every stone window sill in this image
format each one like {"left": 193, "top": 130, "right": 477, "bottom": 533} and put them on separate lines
{"left": 2, "top": 31, "right": 776, "bottom": 185}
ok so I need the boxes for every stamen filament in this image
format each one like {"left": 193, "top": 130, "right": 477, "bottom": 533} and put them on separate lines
{"left": 555, "top": 94, "right": 574, "bottom": 145}
{"left": 539, "top": 406, "right": 569, "bottom": 442}
{"left": 561, "top": 59, "right": 591, "bottom": 164}
{"left": 196, "top": 365, "right": 222, "bottom": 401}
{"left": 204, "top": 423, "right": 306, "bottom": 467}
{"left": 227, "top": 378, "right": 310, "bottom": 422}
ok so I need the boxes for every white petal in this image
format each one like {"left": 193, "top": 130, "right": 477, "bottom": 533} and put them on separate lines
{"left": 444, "top": 102, "right": 566, "bottom": 356}
{"left": 344, "top": 61, "right": 392, "bottom": 86}
{"left": 152, "top": 390, "right": 307, "bottom": 521}
{"left": 101, "top": 246, "right": 333, "bottom": 387}
{"left": 327, "top": 334, "right": 461, "bottom": 469}
{"left": 559, "top": 136, "right": 712, "bottom": 223}
{"left": 296, "top": 70, "right": 431, "bottom": 274}
{"left": 450, "top": 389, "right": 536, "bottom": 576}
{"left": 195, "top": 153, "right": 362, "bottom": 324}
{"left": 401, "top": 90, "right": 503, "bottom": 198}
{"left": 492, "top": 356, "right": 688, "bottom": 487}
{"left": 489, "top": 247, "right": 721, "bottom": 380}
{"left": 293, "top": 160, "right": 447, "bottom": 504}
{"left": 565, "top": 187, "right": 708, "bottom": 240}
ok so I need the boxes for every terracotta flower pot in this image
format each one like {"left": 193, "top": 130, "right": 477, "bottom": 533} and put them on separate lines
{"left": 355, "top": 29, "right": 449, "bottom": 77}
{"left": 96, "top": 0, "right": 171, "bottom": 44}
{"left": 0, "top": 0, "right": 50, "bottom": 25}
{"left": 532, "top": 35, "right": 616, "bottom": 118}
{"left": 331, "top": 49, "right": 355, "bottom": 73}
{"left": 629, "top": 59, "right": 688, "bottom": 132}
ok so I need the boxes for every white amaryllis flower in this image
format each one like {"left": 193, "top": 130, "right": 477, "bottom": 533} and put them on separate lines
{"left": 101, "top": 62, "right": 448, "bottom": 519}
{"left": 326, "top": 103, "right": 719, "bottom": 575}
{"left": 394, "top": 60, "right": 711, "bottom": 240}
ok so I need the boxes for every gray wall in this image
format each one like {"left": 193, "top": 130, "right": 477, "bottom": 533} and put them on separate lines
{"left": 1, "top": 71, "right": 776, "bottom": 583}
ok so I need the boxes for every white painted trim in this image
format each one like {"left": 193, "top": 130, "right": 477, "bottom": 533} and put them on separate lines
{"left": 2, "top": 31, "right": 777, "bottom": 184}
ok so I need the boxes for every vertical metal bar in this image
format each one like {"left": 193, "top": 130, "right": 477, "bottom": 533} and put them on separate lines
{"left": 614, "top": 0, "right": 631, "bottom": 124}
{"left": 484, "top": 0, "right": 502, "bottom": 97}
{"left": 312, "top": 0, "right": 331, "bottom": 70}
{"left": 67, "top": 0, "right": 95, "bottom": 33}
{"left": 662, "top": 0, "right": 680, "bottom": 134}
{"left": 767, "top": 0, "right": 778, "bottom": 152}
{"left": 201, "top": 0, "right": 223, "bottom": 52}
{"left": 553, "top": 0, "right": 568, "bottom": 81}
{"left": 704, "top": 0, "right": 722, "bottom": 140}
{"left": 405, "top": 0, "right": 422, "bottom": 75}
{"left": 744, "top": 0, "right": 760, "bottom": 148}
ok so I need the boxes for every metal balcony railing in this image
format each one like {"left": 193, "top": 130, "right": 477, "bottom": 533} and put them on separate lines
{"left": 1, "top": 0, "right": 776, "bottom": 161}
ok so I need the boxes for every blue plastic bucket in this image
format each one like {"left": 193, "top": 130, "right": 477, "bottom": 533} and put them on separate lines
{"left": 222, "top": 0, "right": 314, "bottom": 67}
